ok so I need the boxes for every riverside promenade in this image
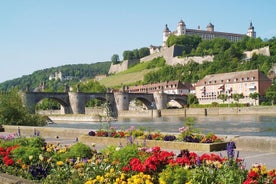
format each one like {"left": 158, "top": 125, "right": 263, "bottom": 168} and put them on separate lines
{"left": 1, "top": 126, "right": 276, "bottom": 170}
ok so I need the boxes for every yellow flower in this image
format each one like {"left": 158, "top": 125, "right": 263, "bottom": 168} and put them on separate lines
{"left": 110, "top": 168, "right": 115, "bottom": 173}
{"left": 186, "top": 180, "right": 193, "bottom": 184}
{"left": 39, "top": 154, "right": 44, "bottom": 161}
{"left": 47, "top": 157, "right": 52, "bottom": 163}
{"left": 105, "top": 172, "right": 110, "bottom": 178}
{"left": 96, "top": 175, "right": 101, "bottom": 180}
{"left": 121, "top": 173, "right": 126, "bottom": 180}
{"left": 252, "top": 167, "right": 259, "bottom": 173}
{"left": 260, "top": 165, "right": 267, "bottom": 175}
{"left": 84, "top": 180, "right": 93, "bottom": 184}
{"left": 46, "top": 148, "right": 52, "bottom": 152}
{"left": 29, "top": 155, "right": 33, "bottom": 160}
{"left": 56, "top": 161, "right": 64, "bottom": 166}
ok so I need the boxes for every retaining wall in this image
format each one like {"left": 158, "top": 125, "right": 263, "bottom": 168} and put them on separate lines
{"left": 2, "top": 125, "right": 276, "bottom": 153}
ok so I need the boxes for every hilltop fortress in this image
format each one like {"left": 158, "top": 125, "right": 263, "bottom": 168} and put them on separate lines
{"left": 162, "top": 20, "right": 256, "bottom": 46}
{"left": 109, "top": 20, "right": 263, "bottom": 74}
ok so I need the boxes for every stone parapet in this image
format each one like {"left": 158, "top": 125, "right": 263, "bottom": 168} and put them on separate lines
{"left": 232, "top": 136, "right": 276, "bottom": 153}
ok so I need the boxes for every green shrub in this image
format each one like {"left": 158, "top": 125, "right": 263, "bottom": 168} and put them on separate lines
{"left": 159, "top": 165, "right": 189, "bottom": 184}
{"left": 101, "top": 144, "right": 139, "bottom": 169}
{"left": 55, "top": 142, "right": 93, "bottom": 161}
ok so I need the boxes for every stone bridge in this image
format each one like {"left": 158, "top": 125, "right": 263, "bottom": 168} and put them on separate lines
{"left": 21, "top": 91, "right": 187, "bottom": 116}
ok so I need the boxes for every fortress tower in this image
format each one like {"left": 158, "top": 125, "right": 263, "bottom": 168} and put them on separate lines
{"left": 247, "top": 21, "right": 256, "bottom": 38}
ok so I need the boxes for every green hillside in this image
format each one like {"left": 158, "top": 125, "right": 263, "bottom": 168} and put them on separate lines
{"left": 0, "top": 62, "right": 111, "bottom": 91}
{"left": 99, "top": 57, "right": 165, "bottom": 88}
{"left": 99, "top": 68, "right": 156, "bottom": 88}
{"left": 100, "top": 36, "right": 276, "bottom": 89}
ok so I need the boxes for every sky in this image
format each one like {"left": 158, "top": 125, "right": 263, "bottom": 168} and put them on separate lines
{"left": 0, "top": 0, "right": 275, "bottom": 83}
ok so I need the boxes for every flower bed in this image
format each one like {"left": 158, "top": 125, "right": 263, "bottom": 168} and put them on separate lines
{"left": 0, "top": 134, "right": 276, "bottom": 184}
{"left": 79, "top": 135, "right": 228, "bottom": 152}
{"left": 84, "top": 118, "right": 227, "bottom": 152}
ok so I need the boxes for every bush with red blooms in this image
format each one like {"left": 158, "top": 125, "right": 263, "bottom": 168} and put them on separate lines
{"left": 0, "top": 146, "right": 18, "bottom": 166}
{"left": 243, "top": 163, "right": 276, "bottom": 184}
{"left": 122, "top": 147, "right": 175, "bottom": 174}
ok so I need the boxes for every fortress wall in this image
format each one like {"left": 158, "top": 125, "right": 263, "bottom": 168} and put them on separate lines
{"left": 108, "top": 61, "right": 128, "bottom": 74}
{"left": 244, "top": 46, "right": 270, "bottom": 59}
{"left": 108, "top": 59, "right": 140, "bottom": 74}
{"left": 168, "top": 55, "right": 214, "bottom": 66}
{"left": 140, "top": 52, "right": 164, "bottom": 62}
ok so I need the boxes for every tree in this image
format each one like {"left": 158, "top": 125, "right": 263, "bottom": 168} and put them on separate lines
{"left": 217, "top": 94, "right": 228, "bottom": 104}
{"left": 232, "top": 93, "right": 244, "bottom": 105}
{"left": 138, "top": 47, "right": 150, "bottom": 58}
{"left": 111, "top": 54, "right": 120, "bottom": 64}
{"left": 123, "top": 50, "right": 134, "bottom": 60}
{"left": 0, "top": 89, "right": 47, "bottom": 126}
{"left": 266, "top": 91, "right": 276, "bottom": 105}
{"left": 187, "top": 94, "right": 198, "bottom": 105}
{"left": 249, "top": 92, "right": 260, "bottom": 106}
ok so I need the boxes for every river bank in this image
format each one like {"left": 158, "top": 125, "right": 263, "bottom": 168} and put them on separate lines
{"left": 46, "top": 106, "right": 276, "bottom": 122}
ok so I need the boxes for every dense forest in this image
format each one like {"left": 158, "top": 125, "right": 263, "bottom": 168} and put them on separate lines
{"left": 0, "top": 62, "right": 111, "bottom": 91}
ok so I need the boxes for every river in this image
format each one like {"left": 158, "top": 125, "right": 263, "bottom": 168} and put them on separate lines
{"left": 47, "top": 114, "right": 276, "bottom": 137}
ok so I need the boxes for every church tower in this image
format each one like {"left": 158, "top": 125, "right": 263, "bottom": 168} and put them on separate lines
{"left": 206, "top": 22, "right": 214, "bottom": 32}
{"left": 162, "top": 24, "right": 171, "bottom": 47}
{"left": 247, "top": 21, "right": 256, "bottom": 38}
{"left": 176, "top": 19, "right": 186, "bottom": 36}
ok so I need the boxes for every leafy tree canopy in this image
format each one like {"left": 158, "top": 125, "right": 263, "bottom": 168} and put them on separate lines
{"left": 0, "top": 89, "right": 47, "bottom": 126}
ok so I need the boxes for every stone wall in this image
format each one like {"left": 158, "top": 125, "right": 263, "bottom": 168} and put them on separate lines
{"left": 244, "top": 46, "right": 270, "bottom": 59}
{"left": 109, "top": 45, "right": 214, "bottom": 74}
{"left": 168, "top": 55, "right": 214, "bottom": 66}
{"left": 108, "top": 59, "right": 140, "bottom": 74}
{"left": 140, "top": 51, "right": 164, "bottom": 62}
{"left": 160, "top": 106, "right": 276, "bottom": 116}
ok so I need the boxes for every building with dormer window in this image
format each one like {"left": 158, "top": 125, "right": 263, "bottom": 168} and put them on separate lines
{"left": 195, "top": 69, "right": 271, "bottom": 105}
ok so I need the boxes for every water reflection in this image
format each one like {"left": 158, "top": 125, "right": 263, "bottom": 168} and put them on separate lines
{"left": 47, "top": 114, "right": 276, "bottom": 137}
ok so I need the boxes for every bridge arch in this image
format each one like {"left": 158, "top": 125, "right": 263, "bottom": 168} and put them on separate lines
{"left": 84, "top": 93, "right": 117, "bottom": 117}
{"left": 167, "top": 94, "right": 188, "bottom": 108}
{"left": 128, "top": 93, "right": 155, "bottom": 110}
{"left": 22, "top": 92, "right": 71, "bottom": 114}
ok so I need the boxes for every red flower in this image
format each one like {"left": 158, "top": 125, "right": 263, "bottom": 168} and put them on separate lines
{"left": 243, "top": 178, "right": 258, "bottom": 184}
{"left": 247, "top": 170, "right": 259, "bottom": 179}
{"left": 4, "top": 158, "right": 14, "bottom": 166}
{"left": 122, "top": 166, "right": 130, "bottom": 172}
{"left": 175, "top": 157, "right": 190, "bottom": 166}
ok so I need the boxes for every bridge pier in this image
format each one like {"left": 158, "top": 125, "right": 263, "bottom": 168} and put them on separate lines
{"left": 153, "top": 92, "right": 168, "bottom": 110}
{"left": 68, "top": 92, "right": 86, "bottom": 114}
{"left": 21, "top": 92, "right": 36, "bottom": 113}
{"left": 114, "top": 92, "right": 129, "bottom": 111}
